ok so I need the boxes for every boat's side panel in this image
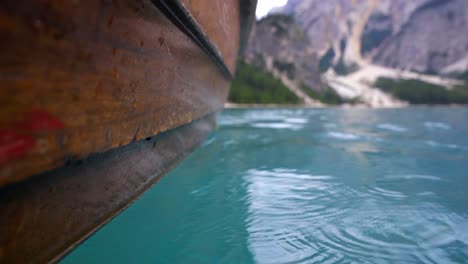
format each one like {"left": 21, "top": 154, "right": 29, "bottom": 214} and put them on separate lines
{"left": 0, "top": 0, "right": 257, "bottom": 262}
{"left": 177, "top": 0, "right": 241, "bottom": 73}
{"left": 0, "top": 0, "right": 231, "bottom": 186}
{"left": 0, "top": 113, "right": 217, "bottom": 263}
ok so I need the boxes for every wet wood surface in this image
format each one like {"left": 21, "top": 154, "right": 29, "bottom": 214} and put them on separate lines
{"left": 0, "top": 0, "right": 232, "bottom": 186}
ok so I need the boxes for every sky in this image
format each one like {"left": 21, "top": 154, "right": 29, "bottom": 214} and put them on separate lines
{"left": 255, "top": 0, "right": 288, "bottom": 19}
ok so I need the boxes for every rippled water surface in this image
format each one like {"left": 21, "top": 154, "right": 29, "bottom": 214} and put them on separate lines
{"left": 63, "top": 108, "right": 468, "bottom": 263}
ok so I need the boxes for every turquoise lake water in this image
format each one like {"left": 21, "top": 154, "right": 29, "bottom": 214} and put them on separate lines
{"left": 63, "top": 108, "right": 468, "bottom": 263}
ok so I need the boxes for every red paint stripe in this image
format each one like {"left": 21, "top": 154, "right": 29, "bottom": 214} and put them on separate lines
{"left": 0, "top": 130, "right": 36, "bottom": 166}
{"left": 18, "top": 110, "right": 65, "bottom": 132}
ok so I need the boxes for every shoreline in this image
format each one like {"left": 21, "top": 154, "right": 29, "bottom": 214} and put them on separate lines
{"left": 224, "top": 102, "right": 468, "bottom": 109}
{"left": 224, "top": 102, "right": 324, "bottom": 109}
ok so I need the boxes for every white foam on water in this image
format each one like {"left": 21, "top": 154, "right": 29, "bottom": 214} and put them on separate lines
{"left": 284, "top": 117, "right": 308, "bottom": 124}
{"left": 248, "top": 168, "right": 333, "bottom": 181}
{"left": 425, "top": 140, "right": 460, "bottom": 149}
{"left": 244, "top": 111, "right": 289, "bottom": 122}
{"left": 384, "top": 174, "right": 443, "bottom": 181}
{"left": 223, "top": 139, "right": 237, "bottom": 146}
{"left": 417, "top": 192, "right": 435, "bottom": 196}
{"left": 251, "top": 122, "right": 303, "bottom": 131}
{"left": 377, "top": 123, "right": 408, "bottom": 132}
{"left": 326, "top": 131, "right": 360, "bottom": 140}
{"left": 371, "top": 187, "right": 407, "bottom": 199}
{"left": 424, "top": 122, "right": 451, "bottom": 130}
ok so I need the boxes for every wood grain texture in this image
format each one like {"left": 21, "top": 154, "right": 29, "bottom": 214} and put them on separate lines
{"left": 0, "top": 0, "right": 259, "bottom": 262}
{"left": 0, "top": 0, "right": 233, "bottom": 186}
{"left": 178, "top": 0, "right": 241, "bottom": 73}
{"left": 0, "top": 113, "right": 217, "bottom": 263}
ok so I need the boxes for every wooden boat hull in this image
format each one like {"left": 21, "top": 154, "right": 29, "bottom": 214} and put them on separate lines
{"left": 0, "top": 0, "right": 256, "bottom": 262}
{"left": 0, "top": 114, "right": 217, "bottom": 263}
{"left": 0, "top": 0, "right": 232, "bottom": 186}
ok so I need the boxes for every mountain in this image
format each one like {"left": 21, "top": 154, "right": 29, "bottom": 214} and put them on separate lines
{"left": 244, "top": 15, "right": 324, "bottom": 106}
{"left": 240, "top": 0, "right": 468, "bottom": 107}
{"left": 281, "top": 0, "right": 468, "bottom": 75}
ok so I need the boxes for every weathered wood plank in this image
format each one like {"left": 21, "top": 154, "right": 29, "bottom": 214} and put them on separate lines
{"left": 177, "top": 0, "right": 241, "bottom": 73}
{"left": 0, "top": 0, "right": 231, "bottom": 186}
{"left": 0, "top": 113, "right": 217, "bottom": 263}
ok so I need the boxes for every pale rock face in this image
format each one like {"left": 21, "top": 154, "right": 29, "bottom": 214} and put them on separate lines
{"left": 281, "top": 0, "right": 377, "bottom": 61}
{"left": 244, "top": 0, "right": 467, "bottom": 107}
{"left": 279, "top": 0, "right": 468, "bottom": 74}
{"left": 245, "top": 15, "right": 323, "bottom": 93}
{"left": 374, "top": 0, "right": 468, "bottom": 74}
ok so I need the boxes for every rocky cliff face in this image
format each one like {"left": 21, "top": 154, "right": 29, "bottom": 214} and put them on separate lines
{"left": 244, "top": 0, "right": 467, "bottom": 107}
{"left": 280, "top": 0, "right": 468, "bottom": 75}
{"left": 374, "top": 0, "right": 468, "bottom": 74}
{"left": 245, "top": 15, "right": 324, "bottom": 105}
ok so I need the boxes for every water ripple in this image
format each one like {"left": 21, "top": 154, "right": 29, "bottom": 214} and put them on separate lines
{"left": 326, "top": 131, "right": 360, "bottom": 140}
{"left": 377, "top": 123, "right": 408, "bottom": 132}
{"left": 425, "top": 140, "right": 461, "bottom": 149}
{"left": 244, "top": 168, "right": 468, "bottom": 263}
{"left": 424, "top": 121, "right": 451, "bottom": 130}
{"left": 383, "top": 174, "right": 443, "bottom": 181}
{"left": 251, "top": 122, "right": 303, "bottom": 131}
{"left": 62, "top": 108, "right": 468, "bottom": 264}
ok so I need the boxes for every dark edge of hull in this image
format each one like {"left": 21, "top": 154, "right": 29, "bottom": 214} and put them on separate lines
{"left": 0, "top": 113, "right": 217, "bottom": 263}
{"left": 152, "top": 0, "right": 233, "bottom": 79}
{"left": 238, "top": 0, "right": 258, "bottom": 55}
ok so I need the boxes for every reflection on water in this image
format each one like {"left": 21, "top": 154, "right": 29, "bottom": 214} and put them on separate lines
{"left": 63, "top": 108, "right": 468, "bottom": 264}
